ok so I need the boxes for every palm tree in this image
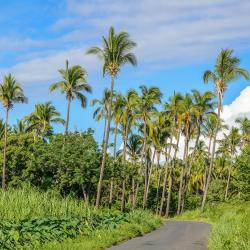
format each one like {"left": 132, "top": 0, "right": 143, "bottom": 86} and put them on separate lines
{"left": 202, "top": 49, "right": 249, "bottom": 210}
{"left": 180, "top": 90, "right": 215, "bottom": 213}
{"left": 222, "top": 127, "right": 241, "bottom": 199}
{"left": 49, "top": 60, "right": 91, "bottom": 134}
{"left": 177, "top": 93, "right": 196, "bottom": 214}
{"left": 87, "top": 27, "right": 137, "bottom": 208}
{"left": 235, "top": 117, "right": 250, "bottom": 148}
{"left": 91, "top": 89, "right": 111, "bottom": 147}
{"left": 26, "top": 102, "right": 65, "bottom": 137}
{"left": 151, "top": 111, "right": 170, "bottom": 213}
{"left": 134, "top": 85, "right": 162, "bottom": 209}
{"left": 161, "top": 92, "right": 183, "bottom": 216}
{"left": 0, "top": 74, "right": 27, "bottom": 190}
{"left": 201, "top": 113, "right": 228, "bottom": 192}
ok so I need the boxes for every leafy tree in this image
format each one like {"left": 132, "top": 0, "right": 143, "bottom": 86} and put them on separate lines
{"left": 0, "top": 74, "right": 27, "bottom": 190}
{"left": 49, "top": 60, "right": 91, "bottom": 134}
{"left": 87, "top": 27, "right": 137, "bottom": 208}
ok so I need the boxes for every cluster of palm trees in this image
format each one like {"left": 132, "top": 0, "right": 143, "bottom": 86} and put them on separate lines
{"left": 0, "top": 26, "right": 249, "bottom": 215}
{"left": 88, "top": 28, "right": 249, "bottom": 213}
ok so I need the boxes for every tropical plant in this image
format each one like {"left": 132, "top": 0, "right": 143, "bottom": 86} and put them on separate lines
{"left": 26, "top": 102, "right": 64, "bottom": 137}
{"left": 87, "top": 26, "right": 137, "bottom": 208}
{"left": 235, "top": 117, "right": 250, "bottom": 147}
{"left": 49, "top": 60, "right": 91, "bottom": 134}
{"left": 0, "top": 74, "right": 27, "bottom": 190}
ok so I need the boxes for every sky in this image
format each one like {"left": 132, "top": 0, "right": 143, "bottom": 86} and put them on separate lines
{"left": 0, "top": 0, "right": 250, "bottom": 145}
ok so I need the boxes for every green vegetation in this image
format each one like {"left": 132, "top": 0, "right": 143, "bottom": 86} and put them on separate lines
{"left": 176, "top": 201, "right": 250, "bottom": 250}
{"left": 0, "top": 188, "right": 162, "bottom": 249}
{"left": 0, "top": 26, "right": 249, "bottom": 248}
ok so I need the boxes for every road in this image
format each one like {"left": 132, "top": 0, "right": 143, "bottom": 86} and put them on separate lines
{"left": 107, "top": 221, "right": 211, "bottom": 250}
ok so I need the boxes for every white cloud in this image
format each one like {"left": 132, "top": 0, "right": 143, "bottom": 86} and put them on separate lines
{"left": 221, "top": 86, "right": 250, "bottom": 126}
{"left": 0, "top": 47, "right": 100, "bottom": 84}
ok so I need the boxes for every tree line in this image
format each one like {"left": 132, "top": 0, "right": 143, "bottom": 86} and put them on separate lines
{"left": 0, "top": 27, "right": 249, "bottom": 216}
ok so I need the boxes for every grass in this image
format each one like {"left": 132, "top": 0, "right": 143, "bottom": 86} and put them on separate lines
{"left": 0, "top": 187, "right": 162, "bottom": 249}
{"left": 176, "top": 201, "right": 250, "bottom": 250}
{"left": 0, "top": 187, "right": 90, "bottom": 222}
{"left": 39, "top": 210, "right": 162, "bottom": 250}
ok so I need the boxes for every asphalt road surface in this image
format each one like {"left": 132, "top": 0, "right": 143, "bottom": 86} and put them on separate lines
{"left": 107, "top": 221, "right": 211, "bottom": 250}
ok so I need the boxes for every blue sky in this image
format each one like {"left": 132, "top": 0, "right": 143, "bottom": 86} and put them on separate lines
{"left": 0, "top": 0, "right": 250, "bottom": 144}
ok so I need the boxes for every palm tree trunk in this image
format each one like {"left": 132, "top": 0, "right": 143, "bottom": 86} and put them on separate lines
{"left": 181, "top": 127, "right": 200, "bottom": 213}
{"left": 166, "top": 131, "right": 180, "bottom": 217}
{"left": 108, "top": 178, "right": 114, "bottom": 208}
{"left": 120, "top": 121, "right": 129, "bottom": 212}
{"left": 131, "top": 177, "right": 135, "bottom": 208}
{"left": 155, "top": 152, "right": 162, "bottom": 213}
{"left": 102, "top": 117, "right": 107, "bottom": 148}
{"left": 203, "top": 135, "right": 213, "bottom": 192}
{"left": 133, "top": 182, "right": 139, "bottom": 209}
{"left": 201, "top": 94, "right": 222, "bottom": 211}
{"left": 177, "top": 130, "right": 189, "bottom": 215}
{"left": 2, "top": 108, "right": 9, "bottom": 191}
{"left": 65, "top": 96, "right": 71, "bottom": 134}
{"left": 225, "top": 154, "right": 233, "bottom": 200}
{"left": 142, "top": 118, "right": 148, "bottom": 209}
{"left": 159, "top": 136, "right": 173, "bottom": 216}
{"left": 113, "top": 123, "right": 118, "bottom": 157}
{"left": 108, "top": 123, "right": 118, "bottom": 208}
{"left": 145, "top": 148, "right": 156, "bottom": 205}
{"left": 96, "top": 76, "right": 115, "bottom": 208}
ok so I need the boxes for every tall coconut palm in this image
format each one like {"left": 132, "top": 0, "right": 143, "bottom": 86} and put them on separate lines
{"left": 177, "top": 93, "right": 196, "bottom": 214}
{"left": 0, "top": 74, "right": 27, "bottom": 190}
{"left": 180, "top": 90, "right": 215, "bottom": 213}
{"left": 151, "top": 111, "right": 170, "bottom": 213}
{"left": 201, "top": 49, "right": 249, "bottom": 210}
{"left": 49, "top": 60, "right": 91, "bottom": 134}
{"left": 26, "top": 102, "right": 65, "bottom": 137}
{"left": 87, "top": 27, "right": 137, "bottom": 208}
{"left": 222, "top": 127, "right": 241, "bottom": 199}
{"left": 134, "top": 85, "right": 162, "bottom": 209}
{"left": 119, "top": 90, "right": 138, "bottom": 211}
{"left": 235, "top": 117, "right": 250, "bottom": 148}
{"left": 161, "top": 92, "right": 183, "bottom": 217}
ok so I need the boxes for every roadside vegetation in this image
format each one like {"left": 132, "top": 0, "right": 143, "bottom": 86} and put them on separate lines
{"left": 0, "top": 26, "right": 249, "bottom": 249}
{"left": 177, "top": 201, "right": 250, "bottom": 250}
{"left": 0, "top": 187, "right": 162, "bottom": 249}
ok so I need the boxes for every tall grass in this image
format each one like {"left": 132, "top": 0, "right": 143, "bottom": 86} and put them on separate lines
{"left": 176, "top": 201, "right": 250, "bottom": 250}
{"left": 0, "top": 187, "right": 92, "bottom": 221}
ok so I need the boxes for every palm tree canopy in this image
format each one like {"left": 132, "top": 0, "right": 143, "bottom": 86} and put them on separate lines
{"left": 49, "top": 60, "right": 92, "bottom": 108}
{"left": 203, "top": 49, "right": 249, "bottom": 97}
{"left": 0, "top": 74, "right": 27, "bottom": 110}
{"left": 86, "top": 27, "right": 137, "bottom": 77}
{"left": 26, "top": 102, "right": 65, "bottom": 136}
{"left": 12, "top": 119, "right": 29, "bottom": 134}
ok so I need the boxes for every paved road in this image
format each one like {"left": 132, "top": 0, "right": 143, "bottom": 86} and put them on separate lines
{"left": 107, "top": 221, "right": 211, "bottom": 250}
